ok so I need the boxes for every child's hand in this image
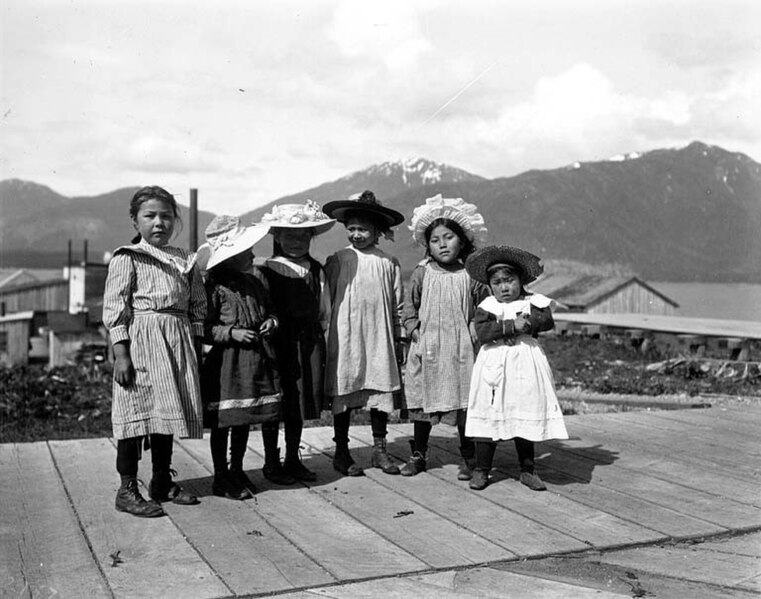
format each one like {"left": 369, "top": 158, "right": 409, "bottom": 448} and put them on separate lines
{"left": 113, "top": 356, "right": 135, "bottom": 387}
{"left": 411, "top": 329, "right": 420, "bottom": 343}
{"left": 231, "top": 328, "right": 256, "bottom": 344}
{"left": 259, "top": 318, "right": 277, "bottom": 337}
{"left": 513, "top": 313, "right": 531, "bottom": 334}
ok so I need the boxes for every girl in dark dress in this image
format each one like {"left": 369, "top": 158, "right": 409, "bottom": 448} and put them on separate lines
{"left": 199, "top": 215, "right": 281, "bottom": 499}
{"left": 257, "top": 201, "right": 336, "bottom": 482}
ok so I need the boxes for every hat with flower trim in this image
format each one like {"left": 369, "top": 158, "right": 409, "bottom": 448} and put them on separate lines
{"left": 259, "top": 199, "right": 336, "bottom": 235}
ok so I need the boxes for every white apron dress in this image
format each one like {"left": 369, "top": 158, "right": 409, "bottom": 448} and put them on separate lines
{"left": 465, "top": 294, "right": 568, "bottom": 442}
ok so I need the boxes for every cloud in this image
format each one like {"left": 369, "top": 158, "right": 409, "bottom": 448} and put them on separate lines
{"left": 326, "top": 0, "right": 434, "bottom": 70}
{"left": 120, "top": 136, "right": 224, "bottom": 174}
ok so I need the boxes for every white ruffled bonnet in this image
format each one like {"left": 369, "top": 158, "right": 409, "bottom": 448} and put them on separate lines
{"left": 409, "top": 194, "right": 487, "bottom": 248}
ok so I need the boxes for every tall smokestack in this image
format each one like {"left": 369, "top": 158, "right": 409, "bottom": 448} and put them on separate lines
{"left": 189, "top": 188, "right": 198, "bottom": 251}
{"left": 83, "top": 239, "right": 88, "bottom": 265}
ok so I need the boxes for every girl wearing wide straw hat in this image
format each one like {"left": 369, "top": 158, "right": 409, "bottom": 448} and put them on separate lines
{"left": 464, "top": 245, "right": 568, "bottom": 491}
{"left": 322, "top": 190, "right": 406, "bottom": 477}
{"left": 400, "top": 194, "right": 489, "bottom": 480}
{"left": 255, "top": 200, "right": 336, "bottom": 483}
{"left": 199, "top": 215, "right": 281, "bottom": 500}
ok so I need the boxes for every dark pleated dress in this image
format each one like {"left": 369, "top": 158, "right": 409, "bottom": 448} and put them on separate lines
{"left": 264, "top": 258, "right": 327, "bottom": 421}
{"left": 201, "top": 267, "right": 281, "bottom": 428}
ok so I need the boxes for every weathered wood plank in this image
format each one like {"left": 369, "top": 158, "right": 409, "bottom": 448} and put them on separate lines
{"left": 563, "top": 419, "right": 761, "bottom": 507}
{"left": 301, "top": 426, "right": 588, "bottom": 559}
{"left": 574, "top": 412, "right": 761, "bottom": 476}
{"left": 48, "top": 438, "right": 229, "bottom": 599}
{"left": 597, "top": 545, "right": 761, "bottom": 592}
{"left": 297, "top": 444, "right": 514, "bottom": 568}
{"left": 180, "top": 432, "right": 428, "bottom": 581}
{"left": 387, "top": 422, "right": 724, "bottom": 540}
{"left": 531, "top": 440, "right": 761, "bottom": 530}
{"left": 364, "top": 426, "right": 666, "bottom": 549}
{"left": 0, "top": 442, "right": 111, "bottom": 599}
{"left": 161, "top": 437, "right": 335, "bottom": 595}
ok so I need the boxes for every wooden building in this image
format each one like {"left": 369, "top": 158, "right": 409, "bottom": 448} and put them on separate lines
{"left": 530, "top": 274, "right": 678, "bottom": 316}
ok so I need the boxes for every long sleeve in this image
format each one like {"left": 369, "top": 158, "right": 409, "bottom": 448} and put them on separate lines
{"left": 102, "top": 253, "right": 135, "bottom": 344}
{"left": 402, "top": 264, "right": 426, "bottom": 336}
{"left": 189, "top": 265, "right": 207, "bottom": 338}
{"left": 392, "top": 257, "right": 404, "bottom": 339}
{"left": 251, "top": 267, "right": 278, "bottom": 324}
{"left": 527, "top": 305, "right": 554, "bottom": 335}
{"left": 318, "top": 267, "right": 331, "bottom": 333}
{"left": 325, "top": 253, "right": 339, "bottom": 304}
{"left": 203, "top": 284, "right": 233, "bottom": 345}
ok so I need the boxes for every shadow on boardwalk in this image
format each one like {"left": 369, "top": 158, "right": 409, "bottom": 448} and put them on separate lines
{"left": 2, "top": 404, "right": 760, "bottom": 598}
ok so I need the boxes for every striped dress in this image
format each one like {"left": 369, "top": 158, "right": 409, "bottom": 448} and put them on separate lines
{"left": 103, "top": 240, "right": 206, "bottom": 440}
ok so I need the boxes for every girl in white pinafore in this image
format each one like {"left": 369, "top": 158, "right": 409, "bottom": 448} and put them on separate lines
{"left": 464, "top": 245, "right": 568, "bottom": 492}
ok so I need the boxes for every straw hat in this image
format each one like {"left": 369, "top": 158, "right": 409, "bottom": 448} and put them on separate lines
{"left": 259, "top": 200, "right": 336, "bottom": 236}
{"left": 409, "top": 194, "right": 487, "bottom": 248}
{"left": 196, "top": 215, "right": 270, "bottom": 271}
{"left": 323, "top": 190, "right": 404, "bottom": 227}
{"left": 465, "top": 245, "right": 544, "bottom": 285}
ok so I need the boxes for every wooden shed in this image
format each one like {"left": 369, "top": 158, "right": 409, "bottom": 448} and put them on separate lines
{"left": 529, "top": 275, "right": 679, "bottom": 316}
{"left": 0, "top": 311, "right": 38, "bottom": 366}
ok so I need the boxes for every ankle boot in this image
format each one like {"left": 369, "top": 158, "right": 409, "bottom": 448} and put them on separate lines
{"left": 519, "top": 471, "right": 547, "bottom": 491}
{"left": 116, "top": 477, "right": 165, "bottom": 517}
{"left": 149, "top": 469, "right": 199, "bottom": 505}
{"left": 262, "top": 448, "right": 296, "bottom": 485}
{"left": 457, "top": 447, "right": 476, "bottom": 481}
{"left": 333, "top": 440, "right": 364, "bottom": 477}
{"left": 228, "top": 467, "right": 256, "bottom": 496}
{"left": 400, "top": 440, "right": 427, "bottom": 477}
{"left": 371, "top": 437, "right": 400, "bottom": 475}
{"left": 213, "top": 469, "right": 252, "bottom": 500}
{"left": 469, "top": 468, "right": 490, "bottom": 491}
{"left": 284, "top": 445, "right": 317, "bottom": 482}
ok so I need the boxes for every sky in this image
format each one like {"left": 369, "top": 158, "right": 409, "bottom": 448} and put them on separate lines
{"left": 2, "top": 0, "right": 760, "bottom": 215}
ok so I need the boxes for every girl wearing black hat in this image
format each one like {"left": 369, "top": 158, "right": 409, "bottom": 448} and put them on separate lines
{"left": 464, "top": 245, "right": 568, "bottom": 491}
{"left": 322, "top": 191, "right": 406, "bottom": 477}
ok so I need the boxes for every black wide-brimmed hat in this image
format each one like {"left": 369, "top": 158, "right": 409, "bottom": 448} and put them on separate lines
{"left": 465, "top": 245, "right": 544, "bottom": 284}
{"left": 323, "top": 190, "right": 404, "bottom": 227}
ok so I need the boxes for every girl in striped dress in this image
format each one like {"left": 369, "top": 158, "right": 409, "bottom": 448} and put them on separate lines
{"left": 400, "top": 195, "right": 488, "bottom": 480}
{"left": 103, "top": 186, "right": 206, "bottom": 518}
{"left": 198, "top": 215, "right": 280, "bottom": 500}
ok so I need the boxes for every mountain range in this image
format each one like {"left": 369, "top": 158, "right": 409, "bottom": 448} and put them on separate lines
{"left": 1, "top": 142, "right": 760, "bottom": 282}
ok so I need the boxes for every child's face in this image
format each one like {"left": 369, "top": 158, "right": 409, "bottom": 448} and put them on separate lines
{"left": 132, "top": 198, "right": 176, "bottom": 247}
{"left": 488, "top": 268, "right": 522, "bottom": 303}
{"left": 428, "top": 224, "right": 463, "bottom": 265}
{"left": 345, "top": 216, "right": 379, "bottom": 250}
{"left": 276, "top": 228, "right": 312, "bottom": 259}
{"left": 224, "top": 250, "right": 254, "bottom": 272}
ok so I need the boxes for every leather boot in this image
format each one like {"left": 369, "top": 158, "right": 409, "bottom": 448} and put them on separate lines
{"left": 400, "top": 440, "right": 427, "bottom": 477}
{"left": 333, "top": 440, "right": 364, "bottom": 477}
{"left": 212, "top": 467, "right": 252, "bottom": 500}
{"left": 262, "top": 448, "right": 296, "bottom": 485}
{"left": 228, "top": 468, "right": 256, "bottom": 496}
{"left": 284, "top": 445, "right": 317, "bottom": 482}
{"left": 520, "top": 471, "right": 547, "bottom": 491}
{"left": 149, "top": 469, "right": 199, "bottom": 505}
{"left": 115, "top": 477, "right": 165, "bottom": 517}
{"left": 371, "top": 437, "right": 400, "bottom": 474}
{"left": 457, "top": 446, "right": 476, "bottom": 481}
{"left": 469, "top": 468, "right": 489, "bottom": 491}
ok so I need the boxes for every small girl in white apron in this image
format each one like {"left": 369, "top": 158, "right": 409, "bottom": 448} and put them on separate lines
{"left": 464, "top": 245, "right": 568, "bottom": 491}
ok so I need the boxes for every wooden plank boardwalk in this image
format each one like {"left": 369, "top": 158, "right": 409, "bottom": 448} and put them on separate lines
{"left": 2, "top": 404, "right": 760, "bottom": 598}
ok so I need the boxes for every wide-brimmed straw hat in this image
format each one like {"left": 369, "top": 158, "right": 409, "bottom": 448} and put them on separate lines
{"left": 409, "top": 194, "right": 488, "bottom": 248}
{"left": 196, "top": 215, "right": 270, "bottom": 271}
{"left": 323, "top": 190, "right": 404, "bottom": 227}
{"left": 258, "top": 200, "right": 336, "bottom": 236}
{"left": 465, "top": 245, "right": 544, "bottom": 284}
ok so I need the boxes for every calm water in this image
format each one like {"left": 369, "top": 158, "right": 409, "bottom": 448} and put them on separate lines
{"left": 651, "top": 282, "right": 761, "bottom": 323}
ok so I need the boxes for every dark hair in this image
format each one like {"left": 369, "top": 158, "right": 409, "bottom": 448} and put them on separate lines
{"left": 486, "top": 263, "right": 529, "bottom": 296}
{"left": 271, "top": 227, "right": 313, "bottom": 258}
{"left": 129, "top": 185, "right": 183, "bottom": 243}
{"left": 424, "top": 217, "right": 475, "bottom": 261}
